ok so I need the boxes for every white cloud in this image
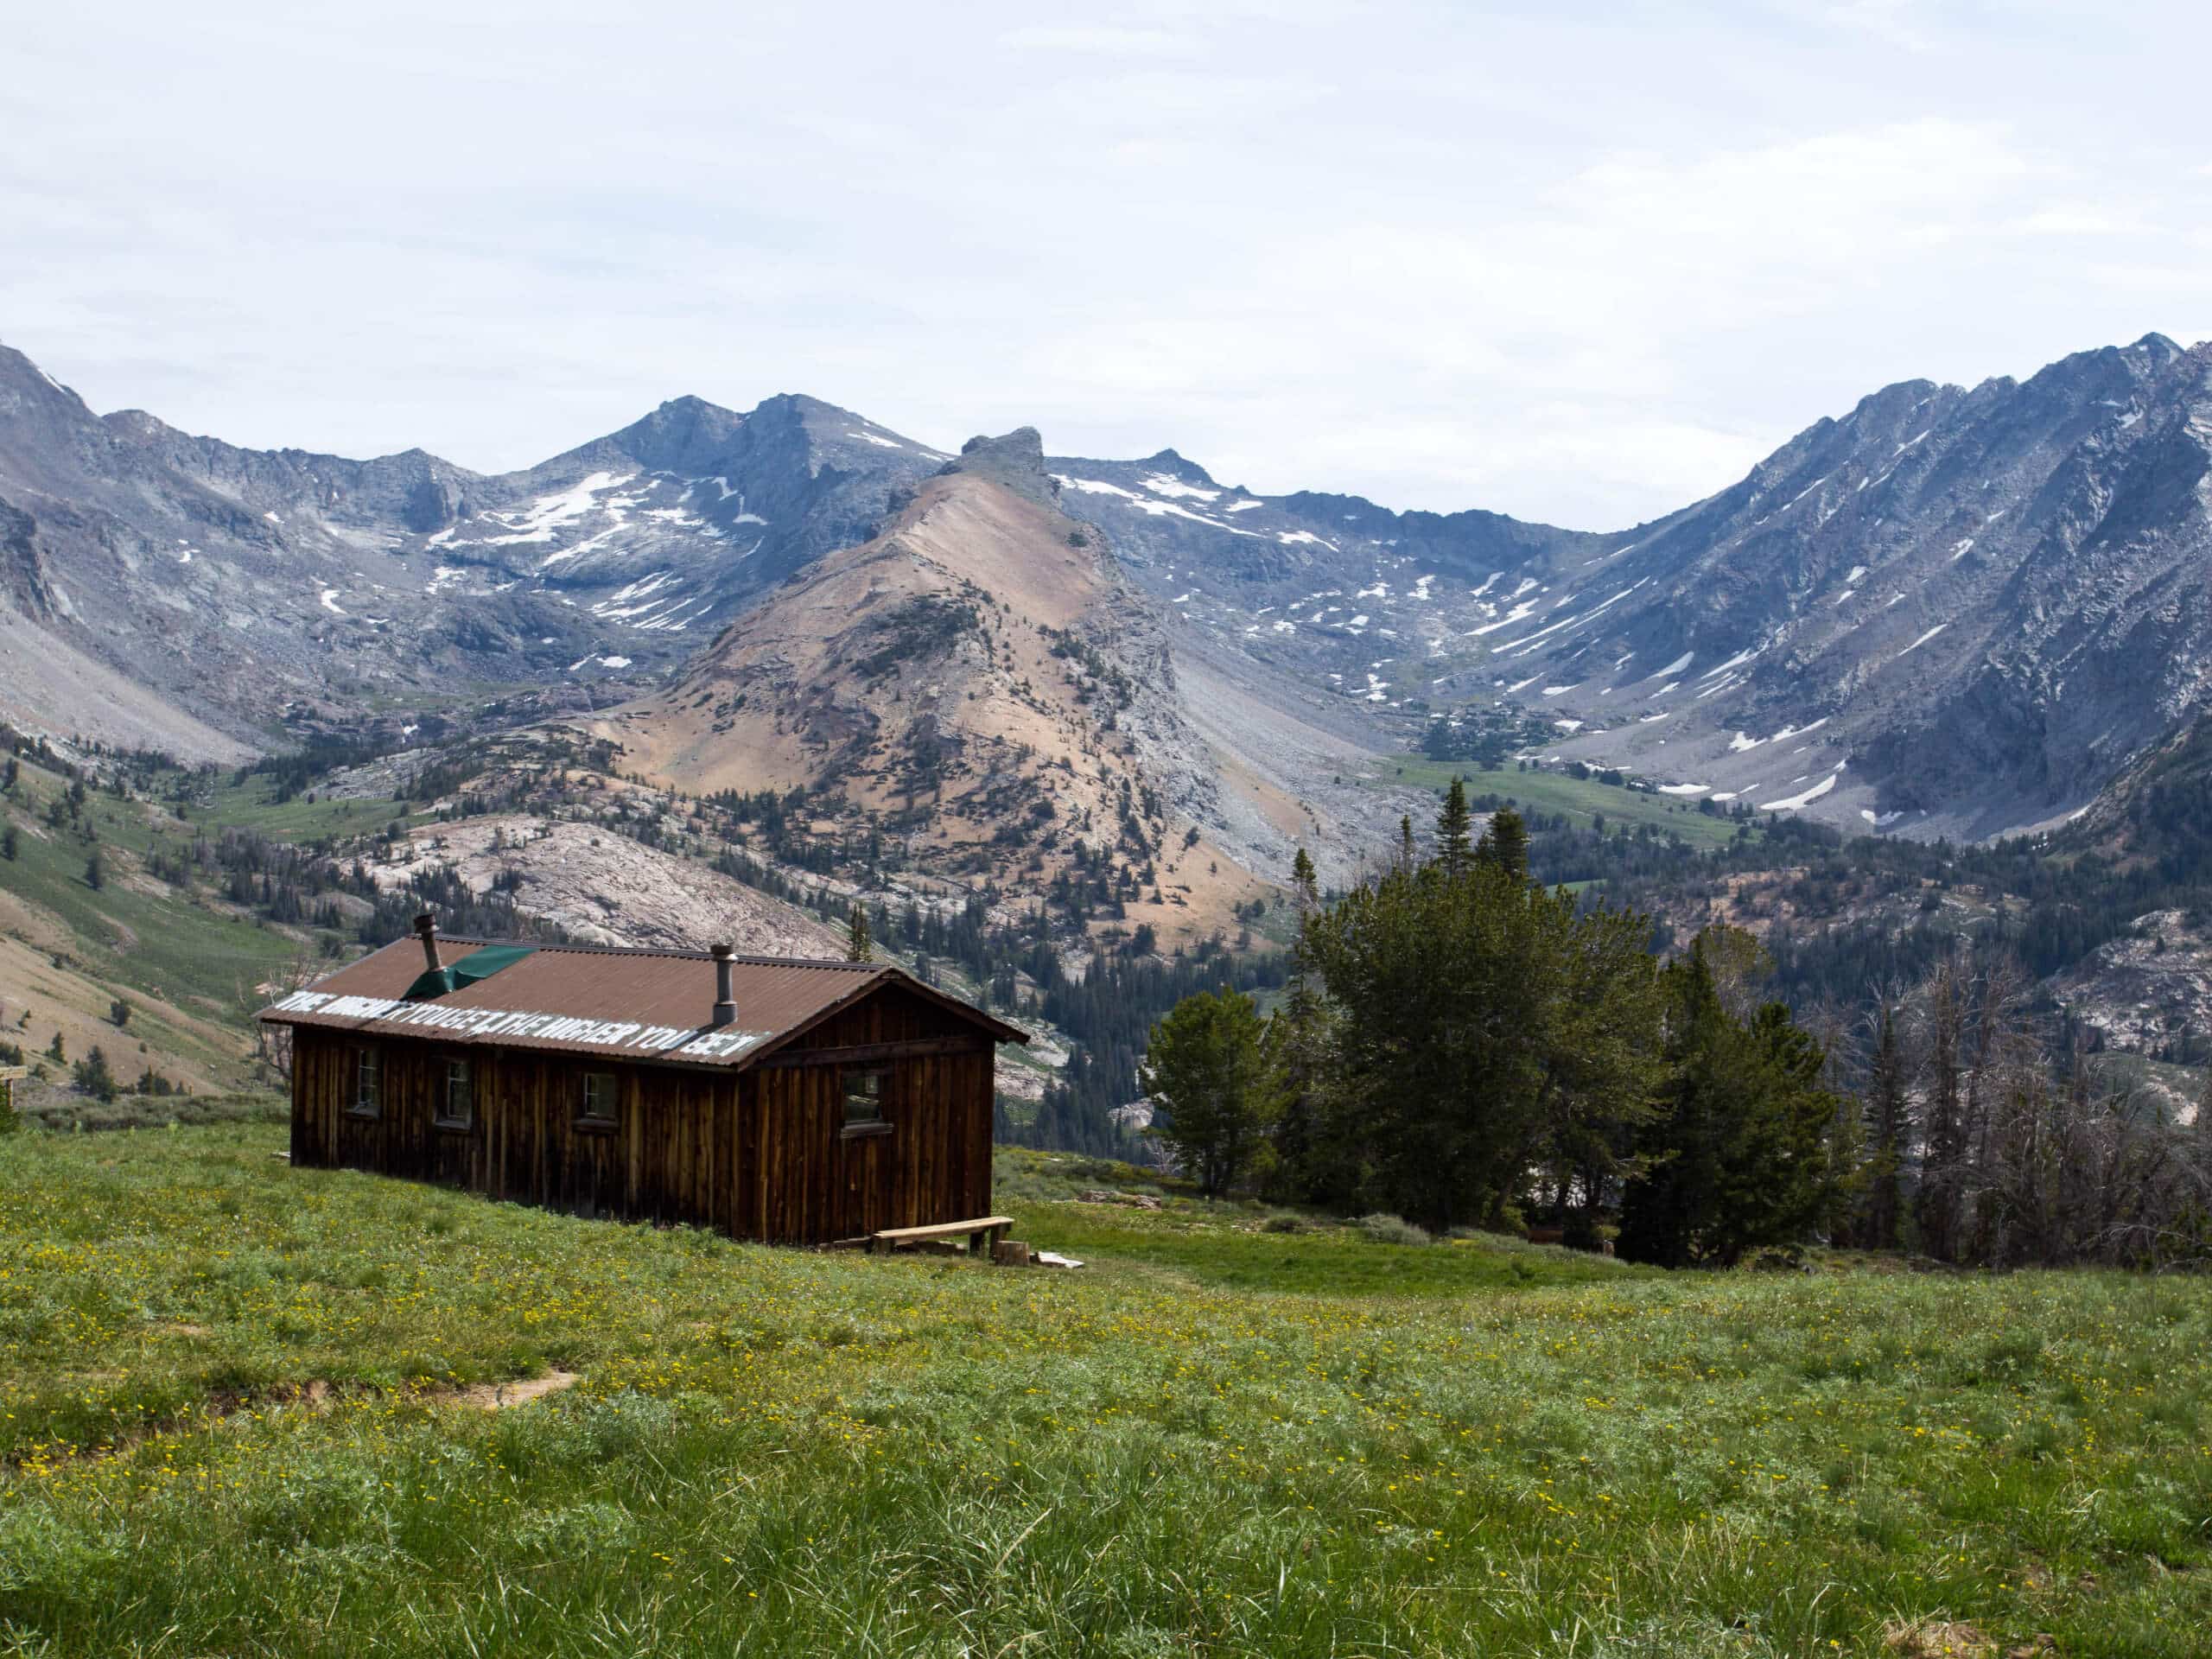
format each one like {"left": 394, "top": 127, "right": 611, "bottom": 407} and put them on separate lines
{"left": 997, "top": 24, "right": 1200, "bottom": 57}
{"left": 1799, "top": 0, "right": 1939, "bottom": 52}
{"left": 3, "top": 1, "right": 2210, "bottom": 528}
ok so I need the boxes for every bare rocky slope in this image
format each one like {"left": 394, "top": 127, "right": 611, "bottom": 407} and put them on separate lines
{"left": 590, "top": 429, "right": 1395, "bottom": 925}
{"left": 1052, "top": 336, "right": 2212, "bottom": 842}
{"left": 0, "top": 343, "right": 936, "bottom": 753}
{"left": 7, "top": 330, "right": 2212, "bottom": 854}
{"left": 366, "top": 814, "right": 842, "bottom": 956}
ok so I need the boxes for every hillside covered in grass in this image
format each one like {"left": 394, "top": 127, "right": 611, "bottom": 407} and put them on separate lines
{"left": 3, "top": 1128, "right": 2208, "bottom": 1656}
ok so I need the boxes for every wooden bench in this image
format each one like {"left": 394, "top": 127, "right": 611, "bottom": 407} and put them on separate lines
{"left": 870, "top": 1216, "right": 1014, "bottom": 1259}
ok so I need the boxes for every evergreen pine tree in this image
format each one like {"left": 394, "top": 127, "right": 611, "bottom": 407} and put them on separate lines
{"left": 1436, "top": 779, "right": 1475, "bottom": 877}
{"left": 1617, "top": 932, "right": 1847, "bottom": 1268}
{"left": 73, "top": 1046, "right": 119, "bottom": 1103}
{"left": 84, "top": 849, "right": 105, "bottom": 891}
{"left": 1482, "top": 807, "right": 1530, "bottom": 883}
{"left": 1617, "top": 939, "right": 1727, "bottom": 1268}
{"left": 1262, "top": 962, "right": 1338, "bottom": 1204}
{"left": 845, "top": 899, "right": 873, "bottom": 963}
{"left": 1, "top": 826, "right": 15, "bottom": 861}
{"left": 1141, "top": 987, "right": 1277, "bottom": 1197}
{"left": 1267, "top": 845, "right": 1342, "bottom": 1203}
{"left": 1300, "top": 841, "right": 1662, "bottom": 1232}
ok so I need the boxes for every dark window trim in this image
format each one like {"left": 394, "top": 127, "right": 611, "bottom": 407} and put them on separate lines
{"left": 841, "top": 1063, "right": 891, "bottom": 1138}
{"left": 346, "top": 1045, "right": 381, "bottom": 1120}
{"left": 575, "top": 1070, "right": 620, "bottom": 1135}
{"left": 435, "top": 1055, "right": 475, "bottom": 1133}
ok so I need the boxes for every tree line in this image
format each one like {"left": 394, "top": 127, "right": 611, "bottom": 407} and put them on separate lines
{"left": 1140, "top": 782, "right": 2212, "bottom": 1269}
{"left": 1839, "top": 953, "right": 2212, "bottom": 1268}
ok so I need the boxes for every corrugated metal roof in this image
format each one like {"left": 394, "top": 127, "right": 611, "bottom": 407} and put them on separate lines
{"left": 257, "top": 937, "right": 1027, "bottom": 1070}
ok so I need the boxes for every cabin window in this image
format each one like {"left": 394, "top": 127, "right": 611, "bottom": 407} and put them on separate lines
{"left": 349, "top": 1047, "right": 381, "bottom": 1117}
{"left": 842, "top": 1066, "right": 890, "bottom": 1137}
{"left": 578, "top": 1071, "right": 619, "bottom": 1129}
{"left": 437, "top": 1058, "right": 474, "bottom": 1130}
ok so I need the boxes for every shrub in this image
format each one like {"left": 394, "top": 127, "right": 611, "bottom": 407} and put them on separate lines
{"left": 1261, "top": 1214, "right": 1306, "bottom": 1234}
{"left": 72, "top": 1047, "right": 119, "bottom": 1103}
{"left": 1357, "top": 1212, "right": 1433, "bottom": 1248}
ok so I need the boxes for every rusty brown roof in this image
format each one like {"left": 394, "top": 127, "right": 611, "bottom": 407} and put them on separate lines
{"left": 257, "top": 937, "right": 1027, "bottom": 1070}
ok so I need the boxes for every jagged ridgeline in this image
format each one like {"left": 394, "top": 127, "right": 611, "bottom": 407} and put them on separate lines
{"left": 8, "top": 334, "right": 2212, "bottom": 1145}
{"left": 12, "top": 331, "right": 2212, "bottom": 850}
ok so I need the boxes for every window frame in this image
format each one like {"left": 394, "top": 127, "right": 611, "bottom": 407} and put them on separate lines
{"left": 347, "top": 1045, "right": 381, "bottom": 1119}
{"left": 575, "top": 1069, "right": 620, "bottom": 1133}
{"left": 840, "top": 1064, "right": 893, "bottom": 1140}
{"left": 435, "top": 1055, "right": 474, "bottom": 1132}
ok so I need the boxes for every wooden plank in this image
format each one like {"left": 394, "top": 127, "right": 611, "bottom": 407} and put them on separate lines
{"left": 872, "top": 1215, "right": 1013, "bottom": 1243}
{"left": 758, "top": 1071, "right": 776, "bottom": 1241}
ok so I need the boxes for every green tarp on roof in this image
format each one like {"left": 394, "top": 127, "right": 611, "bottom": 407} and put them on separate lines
{"left": 403, "top": 944, "right": 537, "bottom": 1002}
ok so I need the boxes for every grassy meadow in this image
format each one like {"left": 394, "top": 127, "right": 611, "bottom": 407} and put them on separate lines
{"left": 1370, "top": 755, "right": 1752, "bottom": 849}
{"left": 2, "top": 769, "right": 318, "bottom": 1004}
{"left": 2, "top": 1128, "right": 2209, "bottom": 1656}
{"left": 0, "top": 754, "right": 429, "bottom": 1096}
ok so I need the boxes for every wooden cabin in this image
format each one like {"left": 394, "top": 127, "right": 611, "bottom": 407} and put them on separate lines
{"left": 257, "top": 918, "right": 1027, "bottom": 1246}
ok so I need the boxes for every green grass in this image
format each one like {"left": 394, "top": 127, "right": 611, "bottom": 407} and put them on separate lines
{"left": 13, "top": 1088, "right": 286, "bottom": 1134}
{"left": 199, "top": 775, "right": 411, "bottom": 842}
{"left": 3, "top": 795, "right": 298, "bottom": 994}
{"left": 0, "top": 778, "right": 311, "bottom": 1072}
{"left": 3, "top": 1125, "right": 2209, "bottom": 1656}
{"left": 0, "top": 763, "right": 413, "bottom": 1086}
{"left": 993, "top": 1156, "right": 1644, "bottom": 1295}
{"left": 1371, "top": 756, "right": 1754, "bottom": 849}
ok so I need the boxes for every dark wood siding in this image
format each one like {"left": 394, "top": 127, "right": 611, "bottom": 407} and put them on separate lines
{"left": 289, "top": 981, "right": 996, "bottom": 1244}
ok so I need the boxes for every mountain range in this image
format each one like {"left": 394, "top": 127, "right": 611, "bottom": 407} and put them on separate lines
{"left": 3, "top": 329, "right": 2209, "bottom": 876}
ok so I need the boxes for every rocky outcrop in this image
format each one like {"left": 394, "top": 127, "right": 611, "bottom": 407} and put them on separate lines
{"left": 592, "top": 441, "right": 1309, "bottom": 939}
{"left": 369, "top": 815, "right": 842, "bottom": 956}
{"left": 938, "top": 428, "right": 1061, "bottom": 511}
{"left": 2050, "top": 908, "right": 2212, "bottom": 1065}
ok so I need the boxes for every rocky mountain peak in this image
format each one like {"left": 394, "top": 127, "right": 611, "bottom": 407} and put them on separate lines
{"left": 599, "top": 393, "right": 748, "bottom": 475}
{"left": 754, "top": 392, "right": 864, "bottom": 442}
{"left": 738, "top": 391, "right": 817, "bottom": 433}
{"left": 0, "top": 343, "right": 85, "bottom": 402}
{"left": 938, "top": 427, "right": 1059, "bottom": 509}
{"left": 101, "top": 408, "right": 185, "bottom": 442}
{"left": 1139, "top": 447, "right": 1217, "bottom": 486}
{"left": 0, "top": 346, "right": 99, "bottom": 446}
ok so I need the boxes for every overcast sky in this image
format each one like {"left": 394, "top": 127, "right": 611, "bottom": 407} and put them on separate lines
{"left": 7, "top": 2, "right": 2209, "bottom": 529}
